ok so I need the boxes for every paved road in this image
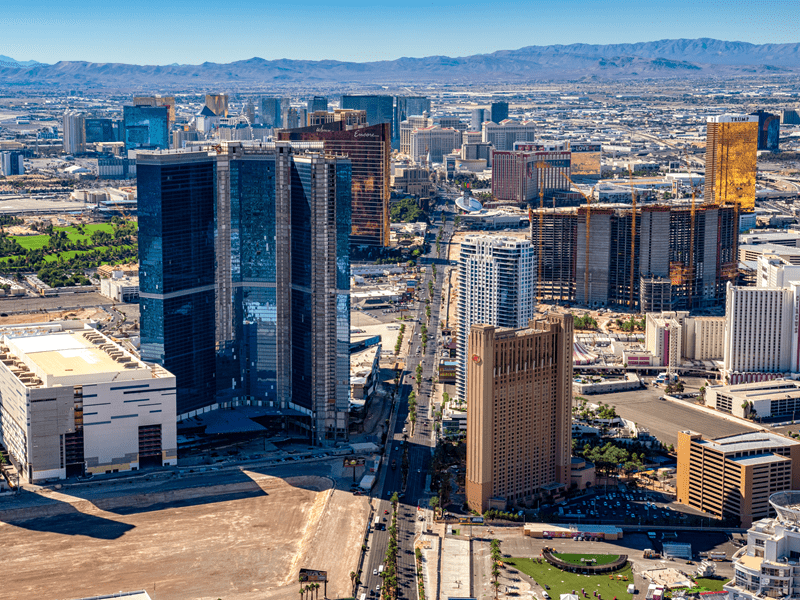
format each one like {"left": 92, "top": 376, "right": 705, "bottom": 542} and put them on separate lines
{"left": 360, "top": 195, "right": 455, "bottom": 599}
{"left": 598, "top": 386, "right": 753, "bottom": 446}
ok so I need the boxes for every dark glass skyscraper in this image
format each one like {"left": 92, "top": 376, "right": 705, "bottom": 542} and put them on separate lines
{"left": 307, "top": 96, "right": 328, "bottom": 114}
{"left": 260, "top": 97, "right": 290, "bottom": 128}
{"left": 138, "top": 152, "right": 217, "bottom": 414}
{"left": 277, "top": 122, "right": 391, "bottom": 250}
{"left": 751, "top": 110, "right": 780, "bottom": 152}
{"left": 490, "top": 101, "right": 509, "bottom": 124}
{"left": 84, "top": 118, "right": 115, "bottom": 143}
{"left": 123, "top": 106, "right": 169, "bottom": 150}
{"left": 341, "top": 95, "right": 394, "bottom": 138}
{"left": 138, "top": 142, "right": 352, "bottom": 442}
{"left": 394, "top": 96, "right": 431, "bottom": 141}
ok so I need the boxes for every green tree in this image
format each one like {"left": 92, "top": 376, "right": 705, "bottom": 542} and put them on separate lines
{"left": 429, "top": 496, "right": 439, "bottom": 515}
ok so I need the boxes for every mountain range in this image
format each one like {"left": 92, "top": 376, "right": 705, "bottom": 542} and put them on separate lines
{"left": 0, "top": 55, "right": 46, "bottom": 68}
{"left": 1, "top": 39, "right": 799, "bottom": 88}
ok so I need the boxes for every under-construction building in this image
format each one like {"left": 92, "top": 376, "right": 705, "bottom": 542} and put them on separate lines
{"left": 531, "top": 203, "right": 738, "bottom": 311}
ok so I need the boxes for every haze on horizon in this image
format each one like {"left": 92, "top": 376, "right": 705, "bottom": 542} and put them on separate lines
{"left": 2, "top": 0, "right": 799, "bottom": 66}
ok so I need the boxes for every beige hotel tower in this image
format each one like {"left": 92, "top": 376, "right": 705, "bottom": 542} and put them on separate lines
{"left": 466, "top": 314, "right": 573, "bottom": 513}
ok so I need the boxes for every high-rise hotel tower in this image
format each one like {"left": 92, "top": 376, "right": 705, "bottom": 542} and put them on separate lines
{"left": 137, "top": 142, "right": 351, "bottom": 443}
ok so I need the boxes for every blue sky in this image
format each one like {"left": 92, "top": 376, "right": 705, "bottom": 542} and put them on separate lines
{"left": 2, "top": 0, "right": 799, "bottom": 65}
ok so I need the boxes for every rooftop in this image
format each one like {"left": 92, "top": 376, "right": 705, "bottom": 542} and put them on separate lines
{"left": 0, "top": 323, "right": 159, "bottom": 388}
{"left": 730, "top": 453, "right": 791, "bottom": 467}
{"left": 695, "top": 431, "right": 800, "bottom": 454}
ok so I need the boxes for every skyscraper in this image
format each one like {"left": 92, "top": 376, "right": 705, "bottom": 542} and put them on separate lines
{"left": 205, "top": 94, "right": 229, "bottom": 118}
{"left": 394, "top": 96, "right": 431, "bottom": 141}
{"left": 471, "top": 108, "right": 487, "bottom": 131}
{"left": 490, "top": 101, "right": 509, "bottom": 124}
{"left": 482, "top": 119, "right": 535, "bottom": 151}
{"left": 341, "top": 95, "right": 394, "bottom": 138}
{"left": 62, "top": 111, "right": 85, "bottom": 154}
{"left": 307, "top": 95, "right": 328, "bottom": 114}
{"left": 466, "top": 314, "right": 573, "bottom": 512}
{"left": 244, "top": 99, "right": 256, "bottom": 125}
{"left": 138, "top": 142, "right": 352, "bottom": 443}
{"left": 123, "top": 106, "right": 169, "bottom": 150}
{"left": 750, "top": 110, "right": 780, "bottom": 152}
{"left": 260, "top": 97, "right": 283, "bottom": 127}
{"left": 133, "top": 96, "right": 176, "bottom": 125}
{"left": 492, "top": 144, "right": 571, "bottom": 204}
{"left": 705, "top": 114, "right": 758, "bottom": 211}
{"left": 456, "top": 235, "right": 535, "bottom": 400}
{"left": 139, "top": 151, "right": 217, "bottom": 415}
{"left": 84, "top": 118, "right": 115, "bottom": 143}
{"left": 0, "top": 151, "right": 24, "bottom": 176}
{"left": 277, "top": 121, "right": 391, "bottom": 250}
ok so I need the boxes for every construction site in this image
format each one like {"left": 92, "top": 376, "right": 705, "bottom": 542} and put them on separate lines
{"left": 530, "top": 201, "right": 739, "bottom": 312}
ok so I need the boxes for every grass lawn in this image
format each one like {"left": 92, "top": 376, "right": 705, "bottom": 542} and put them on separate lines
{"left": 555, "top": 554, "right": 621, "bottom": 566}
{"left": 14, "top": 234, "right": 49, "bottom": 250}
{"left": 11, "top": 223, "right": 118, "bottom": 249}
{"left": 691, "top": 578, "right": 726, "bottom": 592}
{"left": 505, "top": 557, "right": 633, "bottom": 599}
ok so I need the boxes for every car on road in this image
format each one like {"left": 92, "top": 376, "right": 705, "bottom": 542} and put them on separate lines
{"left": 373, "top": 569, "right": 378, "bottom": 576}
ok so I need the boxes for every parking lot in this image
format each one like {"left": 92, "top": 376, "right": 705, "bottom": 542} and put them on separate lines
{"left": 551, "top": 488, "right": 710, "bottom": 526}
{"left": 595, "top": 387, "right": 754, "bottom": 446}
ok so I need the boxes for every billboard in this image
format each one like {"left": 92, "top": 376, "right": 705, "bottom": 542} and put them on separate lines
{"left": 299, "top": 569, "right": 328, "bottom": 583}
{"left": 570, "top": 143, "right": 602, "bottom": 177}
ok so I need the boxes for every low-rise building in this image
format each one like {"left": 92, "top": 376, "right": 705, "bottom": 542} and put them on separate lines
{"left": 391, "top": 166, "right": 433, "bottom": 197}
{"left": 0, "top": 322, "right": 177, "bottom": 482}
{"left": 706, "top": 379, "right": 800, "bottom": 420}
{"left": 100, "top": 272, "right": 139, "bottom": 302}
{"left": 677, "top": 431, "right": 800, "bottom": 527}
{"left": 725, "top": 491, "right": 800, "bottom": 600}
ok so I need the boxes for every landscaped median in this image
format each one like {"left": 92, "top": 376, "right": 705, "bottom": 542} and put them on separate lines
{"left": 505, "top": 553, "right": 633, "bottom": 600}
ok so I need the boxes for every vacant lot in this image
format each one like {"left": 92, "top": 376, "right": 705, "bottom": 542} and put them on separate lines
{"left": 1, "top": 471, "right": 369, "bottom": 600}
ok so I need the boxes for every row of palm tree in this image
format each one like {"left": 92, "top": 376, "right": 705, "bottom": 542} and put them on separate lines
{"left": 298, "top": 581, "right": 321, "bottom": 600}
{"left": 380, "top": 493, "right": 401, "bottom": 600}
{"left": 490, "top": 539, "right": 502, "bottom": 599}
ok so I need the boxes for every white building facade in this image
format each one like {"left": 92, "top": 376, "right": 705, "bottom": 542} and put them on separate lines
{"left": 456, "top": 235, "right": 535, "bottom": 400}
{"left": 410, "top": 126, "right": 462, "bottom": 164}
{"left": 726, "top": 491, "right": 800, "bottom": 600}
{"left": 62, "top": 110, "right": 86, "bottom": 155}
{"left": 757, "top": 254, "right": 800, "bottom": 288}
{"left": 723, "top": 282, "right": 800, "bottom": 383}
{"left": 482, "top": 119, "right": 536, "bottom": 152}
{"left": 0, "top": 322, "right": 176, "bottom": 482}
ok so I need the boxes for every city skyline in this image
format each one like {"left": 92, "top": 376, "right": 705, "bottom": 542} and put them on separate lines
{"left": 2, "top": 0, "right": 799, "bottom": 65}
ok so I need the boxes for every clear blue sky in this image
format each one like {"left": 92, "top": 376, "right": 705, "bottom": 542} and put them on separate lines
{"left": 3, "top": 0, "right": 799, "bottom": 65}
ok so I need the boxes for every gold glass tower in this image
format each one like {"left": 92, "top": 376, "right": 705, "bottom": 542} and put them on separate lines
{"left": 705, "top": 114, "right": 758, "bottom": 211}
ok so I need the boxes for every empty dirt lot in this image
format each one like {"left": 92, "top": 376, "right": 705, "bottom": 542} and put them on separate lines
{"left": 1, "top": 470, "right": 370, "bottom": 600}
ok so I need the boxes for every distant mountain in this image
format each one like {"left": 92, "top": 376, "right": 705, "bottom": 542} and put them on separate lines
{"left": 1, "top": 39, "right": 799, "bottom": 88}
{"left": 0, "top": 55, "right": 46, "bottom": 68}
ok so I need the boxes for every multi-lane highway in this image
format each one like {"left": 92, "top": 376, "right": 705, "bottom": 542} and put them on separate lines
{"left": 358, "top": 191, "right": 457, "bottom": 599}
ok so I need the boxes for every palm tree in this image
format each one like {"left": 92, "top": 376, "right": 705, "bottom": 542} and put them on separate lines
{"left": 299, "top": 587, "right": 304, "bottom": 600}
